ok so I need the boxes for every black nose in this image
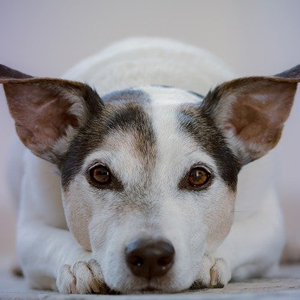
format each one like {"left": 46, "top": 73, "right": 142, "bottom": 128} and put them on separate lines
{"left": 125, "top": 238, "right": 175, "bottom": 279}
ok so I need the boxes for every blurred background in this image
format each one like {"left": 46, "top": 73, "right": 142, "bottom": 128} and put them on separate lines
{"left": 0, "top": 0, "right": 299, "bottom": 265}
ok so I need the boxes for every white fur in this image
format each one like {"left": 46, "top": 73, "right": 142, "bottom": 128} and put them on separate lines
{"left": 11, "top": 38, "right": 288, "bottom": 293}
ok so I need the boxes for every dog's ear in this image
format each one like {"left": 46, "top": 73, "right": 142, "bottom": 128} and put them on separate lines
{"left": 0, "top": 64, "right": 103, "bottom": 164}
{"left": 202, "top": 65, "right": 300, "bottom": 165}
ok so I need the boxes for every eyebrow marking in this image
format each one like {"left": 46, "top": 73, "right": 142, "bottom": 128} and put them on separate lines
{"left": 103, "top": 102, "right": 156, "bottom": 159}
{"left": 178, "top": 106, "right": 240, "bottom": 190}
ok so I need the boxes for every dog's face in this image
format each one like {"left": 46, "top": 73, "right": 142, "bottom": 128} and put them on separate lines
{"left": 1, "top": 64, "right": 299, "bottom": 293}
{"left": 61, "top": 87, "right": 239, "bottom": 292}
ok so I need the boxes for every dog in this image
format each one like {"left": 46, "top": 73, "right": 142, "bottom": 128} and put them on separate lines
{"left": 1, "top": 38, "right": 299, "bottom": 294}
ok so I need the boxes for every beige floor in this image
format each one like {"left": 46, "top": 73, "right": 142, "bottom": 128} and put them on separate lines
{"left": 0, "top": 265, "right": 300, "bottom": 299}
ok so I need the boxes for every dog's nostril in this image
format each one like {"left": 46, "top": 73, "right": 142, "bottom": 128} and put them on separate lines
{"left": 128, "top": 255, "right": 144, "bottom": 267}
{"left": 125, "top": 238, "right": 175, "bottom": 279}
{"left": 157, "top": 256, "right": 172, "bottom": 266}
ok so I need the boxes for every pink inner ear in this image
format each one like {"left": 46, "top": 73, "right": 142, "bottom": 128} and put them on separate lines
{"left": 229, "top": 102, "right": 281, "bottom": 146}
{"left": 227, "top": 83, "right": 294, "bottom": 153}
{"left": 6, "top": 83, "right": 79, "bottom": 159}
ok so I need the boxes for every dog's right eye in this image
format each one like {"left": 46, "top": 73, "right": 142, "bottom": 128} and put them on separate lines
{"left": 89, "top": 165, "right": 112, "bottom": 185}
{"left": 87, "top": 165, "right": 124, "bottom": 191}
{"left": 188, "top": 167, "right": 211, "bottom": 187}
{"left": 178, "top": 165, "right": 213, "bottom": 191}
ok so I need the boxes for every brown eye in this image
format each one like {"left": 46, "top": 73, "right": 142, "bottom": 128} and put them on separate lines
{"left": 188, "top": 167, "right": 211, "bottom": 187}
{"left": 90, "top": 165, "right": 111, "bottom": 185}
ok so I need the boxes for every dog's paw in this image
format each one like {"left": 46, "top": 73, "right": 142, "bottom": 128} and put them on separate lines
{"left": 196, "top": 254, "right": 231, "bottom": 289}
{"left": 56, "top": 259, "right": 107, "bottom": 294}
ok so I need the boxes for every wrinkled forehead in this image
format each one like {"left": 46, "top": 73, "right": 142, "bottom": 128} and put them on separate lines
{"left": 61, "top": 86, "right": 239, "bottom": 189}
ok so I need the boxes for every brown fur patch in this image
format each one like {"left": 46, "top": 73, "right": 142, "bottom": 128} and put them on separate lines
{"left": 103, "top": 101, "right": 155, "bottom": 162}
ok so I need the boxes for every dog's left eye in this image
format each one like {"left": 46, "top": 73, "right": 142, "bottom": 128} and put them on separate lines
{"left": 89, "top": 165, "right": 112, "bottom": 185}
{"left": 179, "top": 166, "right": 212, "bottom": 190}
{"left": 188, "top": 167, "right": 210, "bottom": 186}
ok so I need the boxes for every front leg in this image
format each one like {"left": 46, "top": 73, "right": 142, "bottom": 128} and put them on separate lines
{"left": 196, "top": 189, "right": 285, "bottom": 288}
{"left": 17, "top": 221, "right": 107, "bottom": 294}
{"left": 196, "top": 254, "right": 231, "bottom": 289}
{"left": 57, "top": 259, "right": 105, "bottom": 293}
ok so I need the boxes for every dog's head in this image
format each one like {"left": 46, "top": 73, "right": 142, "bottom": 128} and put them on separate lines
{"left": 1, "top": 64, "right": 299, "bottom": 293}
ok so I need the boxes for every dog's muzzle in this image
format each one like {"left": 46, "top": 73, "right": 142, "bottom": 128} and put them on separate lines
{"left": 125, "top": 238, "right": 175, "bottom": 279}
